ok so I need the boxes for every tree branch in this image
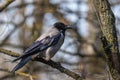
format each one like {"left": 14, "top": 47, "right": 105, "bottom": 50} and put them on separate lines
{"left": 93, "top": 0, "right": 120, "bottom": 79}
{"left": 0, "top": 68, "right": 38, "bottom": 79}
{"left": 0, "top": 47, "right": 83, "bottom": 80}
{"left": 0, "top": 0, "right": 15, "bottom": 12}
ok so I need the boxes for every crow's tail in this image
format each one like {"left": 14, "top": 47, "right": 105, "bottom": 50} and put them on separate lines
{"left": 11, "top": 56, "right": 32, "bottom": 73}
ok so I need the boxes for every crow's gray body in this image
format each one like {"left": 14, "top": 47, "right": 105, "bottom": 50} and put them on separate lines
{"left": 12, "top": 22, "right": 71, "bottom": 72}
{"left": 36, "top": 28, "right": 65, "bottom": 60}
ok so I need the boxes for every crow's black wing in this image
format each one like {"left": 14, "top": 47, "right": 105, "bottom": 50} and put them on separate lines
{"left": 23, "top": 36, "right": 51, "bottom": 54}
{"left": 12, "top": 32, "right": 61, "bottom": 62}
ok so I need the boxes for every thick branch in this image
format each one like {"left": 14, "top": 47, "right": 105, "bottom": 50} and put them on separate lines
{"left": 0, "top": 48, "right": 83, "bottom": 80}
{"left": 0, "top": 0, "right": 15, "bottom": 12}
{"left": 93, "top": 0, "right": 120, "bottom": 80}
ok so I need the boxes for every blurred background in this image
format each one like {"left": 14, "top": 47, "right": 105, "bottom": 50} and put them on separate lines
{"left": 0, "top": 0, "right": 120, "bottom": 80}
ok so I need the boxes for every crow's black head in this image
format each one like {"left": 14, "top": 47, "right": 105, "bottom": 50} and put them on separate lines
{"left": 54, "top": 22, "right": 72, "bottom": 31}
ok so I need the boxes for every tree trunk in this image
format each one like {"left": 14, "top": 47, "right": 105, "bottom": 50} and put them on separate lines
{"left": 93, "top": 0, "right": 120, "bottom": 79}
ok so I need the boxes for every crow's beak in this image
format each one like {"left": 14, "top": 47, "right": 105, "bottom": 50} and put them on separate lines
{"left": 65, "top": 25, "right": 73, "bottom": 30}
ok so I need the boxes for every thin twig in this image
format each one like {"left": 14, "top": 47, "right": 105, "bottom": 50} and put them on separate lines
{"left": 0, "top": 0, "right": 15, "bottom": 12}
{"left": 0, "top": 68, "right": 38, "bottom": 79}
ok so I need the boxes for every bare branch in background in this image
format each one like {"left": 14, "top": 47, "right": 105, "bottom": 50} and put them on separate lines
{"left": 0, "top": 0, "right": 15, "bottom": 12}
{"left": 0, "top": 68, "right": 38, "bottom": 79}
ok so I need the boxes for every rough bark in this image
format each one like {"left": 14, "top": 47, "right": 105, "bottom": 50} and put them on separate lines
{"left": 93, "top": 0, "right": 120, "bottom": 79}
